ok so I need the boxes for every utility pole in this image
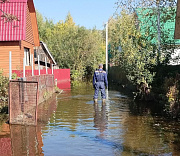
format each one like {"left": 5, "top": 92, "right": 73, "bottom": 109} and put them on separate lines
{"left": 157, "top": 0, "right": 161, "bottom": 65}
{"left": 9, "top": 51, "right": 12, "bottom": 80}
{"left": 106, "top": 22, "right": 108, "bottom": 74}
{"left": 105, "top": 22, "right": 109, "bottom": 102}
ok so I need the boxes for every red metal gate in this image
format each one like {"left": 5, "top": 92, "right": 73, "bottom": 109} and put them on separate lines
{"left": 9, "top": 80, "right": 38, "bottom": 125}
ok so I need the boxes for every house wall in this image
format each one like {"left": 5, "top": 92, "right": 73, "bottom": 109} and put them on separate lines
{"left": 0, "top": 40, "right": 35, "bottom": 76}
{"left": 21, "top": 40, "right": 35, "bottom": 70}
{"left": 0, "top": 0, "right": 39, "bottom": 76}
{"left": 17, "top": 0, "right": 38, "bottom": 72}
{"left": 35, "top": 46, "right": 52, "bottom": 64}
{"left": 25, "top": 5, "right": 34, "bottom": 45}
{"left": 27, "top": 0, "right": 40, "bottom": 47}
{"left": 0, "top": 0, "right": 41, "bottom": 76}
{"left": 0, "top": 41, "right": 20, "bottom": 76}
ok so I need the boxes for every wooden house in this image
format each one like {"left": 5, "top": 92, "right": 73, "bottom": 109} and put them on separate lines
{"left": 0, "top": 0, "right": 40, "bottom": 76}
{"left": 34, "top": 41, "right": 58, "bottom": 70}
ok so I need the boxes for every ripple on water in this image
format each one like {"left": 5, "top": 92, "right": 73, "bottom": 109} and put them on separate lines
{"left": 37, "top": 87, "right": 180, "bottom": 155}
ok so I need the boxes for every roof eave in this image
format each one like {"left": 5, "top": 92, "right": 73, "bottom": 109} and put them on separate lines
{"left": 40, "top": 41, "right": 57, "bottom": 65}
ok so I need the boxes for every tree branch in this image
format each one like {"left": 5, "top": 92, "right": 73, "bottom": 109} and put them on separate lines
{"left": 0, "top": 0, "right": 9, "bottom": 3}
{"left": 0, "top": 8, "right": 20, "bottom": 23}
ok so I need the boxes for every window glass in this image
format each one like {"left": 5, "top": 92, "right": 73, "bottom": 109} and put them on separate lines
{"left": 34, "top": 49, "right": 37, "bottom": 58}
{"left": 24, "top": 48, "right": 30, "bottom": 66}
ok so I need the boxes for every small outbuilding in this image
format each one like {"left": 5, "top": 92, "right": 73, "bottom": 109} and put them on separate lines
{"left": 34, "top": 41, "right": 58, "bottom": 70}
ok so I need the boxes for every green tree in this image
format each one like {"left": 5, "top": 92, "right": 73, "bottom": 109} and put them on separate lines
{"left": 106, "top": 0, "right": 177, "bottom": 85}
{"left": 116, "top": 0, "right": 177, "bottom": 65}
{"left": 108, "top": 11, "right": 156, "bottom": 85}
{"left": 36, "top": 11, "right": 105, "bottom": 82}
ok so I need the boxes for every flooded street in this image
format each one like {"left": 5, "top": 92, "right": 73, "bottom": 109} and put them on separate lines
{"left": 1, "top": 84, "right": 180, "bottom": 155}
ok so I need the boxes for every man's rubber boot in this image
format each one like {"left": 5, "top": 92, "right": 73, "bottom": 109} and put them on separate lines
{"left": 94, "top": 99, "right": 98, "bottom": 104}
{"left": 102, "top": 99, "right": 106, "bottom": 104}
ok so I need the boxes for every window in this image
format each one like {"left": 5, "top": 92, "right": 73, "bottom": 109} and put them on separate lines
{"left": 24, "top": 48, "right": 31, "bottom": 66}
{"left": 34, "top": 49, "right": 37, "bottom": 58}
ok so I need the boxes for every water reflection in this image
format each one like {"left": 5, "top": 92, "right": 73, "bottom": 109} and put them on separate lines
{"left": 9, "top": 94, "right": 57, "bottom": 156}
{"left": 10, "top": 125, "right": 43, "bottom": 156}
{"left": 1, "top": 85, "right": 180, "bottom": 155}
{"left": 37, "top": 94, "right": 58, "bottom": 125}
{"left": 0, "top": 123, "right": 44, "bottom": 156}
{"left": 94, "top": 104, "right": 108, "bottom": 135}
{"left": 0, "top": 123, "right": 11, "bottom": 156}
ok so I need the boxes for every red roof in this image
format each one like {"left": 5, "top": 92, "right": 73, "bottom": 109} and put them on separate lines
{"left": 0, "top": 0, "right": 27, "bottom": 41}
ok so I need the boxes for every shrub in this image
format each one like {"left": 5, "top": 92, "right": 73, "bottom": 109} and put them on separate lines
{"left": 0, "top": 70, "right": 9, "bottom": 106}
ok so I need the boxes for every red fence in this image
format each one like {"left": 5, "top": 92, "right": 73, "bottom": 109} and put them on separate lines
{"left": 12, "top": 69, "right": 71, "bottom": 90}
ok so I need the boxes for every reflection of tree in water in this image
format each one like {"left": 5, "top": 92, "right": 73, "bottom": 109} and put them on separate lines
{"left": 93, "top": 104, "right": 108, "bottom": 135}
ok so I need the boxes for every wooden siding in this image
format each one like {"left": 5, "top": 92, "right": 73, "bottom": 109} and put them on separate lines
{"left": 0, "top": 41, "right": 20, "bottom": 76}
{"left": 27, "top": 0, "right": 40, "bottom": 47}
{"left": 0, "top": 40, "right": 35, "bottom": 76}
{"left": 35, "top": 47, "right": 52, "bottom": 64}
{"left": 25, "top": 5, "right": 34, "bottom": 45}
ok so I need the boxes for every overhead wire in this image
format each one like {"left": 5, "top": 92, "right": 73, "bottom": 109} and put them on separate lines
{"left": 96, "top": 2, "right": 121, "bottom": 30}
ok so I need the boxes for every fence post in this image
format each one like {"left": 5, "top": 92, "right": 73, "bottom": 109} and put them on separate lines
{"left": 31, "top": 54, "right": 34, "bottom": 76}
{"left": 52, "top": 64, "right": 53, "bottom": 74}
{"left": 45, "top": 57, "right": 47, "bottom": 74}
{"left": 38, "top": 55, "right": 40, "bottom": 75}
{"left": 23, "top": 57, "right": 25, "bottom": 78}
{"left": 9, "top": 51, "right": 12, "bottom": 80}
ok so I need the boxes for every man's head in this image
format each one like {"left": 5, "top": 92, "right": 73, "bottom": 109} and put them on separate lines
{"left": 99, "top": 64, "right": 103, "bottom": 69}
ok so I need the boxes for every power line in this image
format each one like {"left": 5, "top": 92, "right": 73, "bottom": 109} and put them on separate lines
{"left": 107, "top": 3, "right": 121, "bottom": 24}
{"left": 96, "top": 3, "right": 121, "bottom": 30}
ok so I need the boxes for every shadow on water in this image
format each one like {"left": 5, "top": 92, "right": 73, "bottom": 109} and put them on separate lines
{"left": 129, "top": 100, "right": 164, "bottom": 117}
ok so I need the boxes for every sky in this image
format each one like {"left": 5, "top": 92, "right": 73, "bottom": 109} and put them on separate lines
{"left": 33, "top": 0, "right": 118, "bottom": 30}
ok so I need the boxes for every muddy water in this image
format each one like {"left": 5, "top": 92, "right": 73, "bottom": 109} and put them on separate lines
{"left": 1, "top": 85, "right": 180, "bottom": 155}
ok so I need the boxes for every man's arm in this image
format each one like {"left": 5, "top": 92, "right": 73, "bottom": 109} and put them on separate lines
{"left": 93, "top": 72, "right": 96, "bottom": 88}
{"left": 104, "top": 72, "right": 108, "bottom": 87}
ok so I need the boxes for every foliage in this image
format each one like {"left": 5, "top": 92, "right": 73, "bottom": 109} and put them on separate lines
{"left": 107, "top": 0, "right": 177, "bottom": 86}
{"left": 116, "top": 0, "right": 177, "bottom": 64}
{"left": 12, "top": 73, "right": 17, "bottom": 80}
{"left": 0, "top": 70, "right": 9, "bottom": 104}
{"left": 54, "top": 86, "right": 63, "bottom": 94}
{"left": 108, "top": 11, "right": 156, "bottom": 85}
{"left": 36, "top": 12, "right": 105, "bottom": 81}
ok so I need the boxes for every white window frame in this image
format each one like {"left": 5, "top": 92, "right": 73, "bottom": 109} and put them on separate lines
{"left": 24, "top": 48, "right": 31, "bottom": 66}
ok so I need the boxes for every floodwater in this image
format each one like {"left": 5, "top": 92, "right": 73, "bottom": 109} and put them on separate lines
{"left": 1, "top": 85, "right": 180, "bottom": 156}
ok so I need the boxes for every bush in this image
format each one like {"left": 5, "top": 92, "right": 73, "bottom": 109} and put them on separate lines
{"left": 0, "top": 70, "right": 9, "bottom": 107}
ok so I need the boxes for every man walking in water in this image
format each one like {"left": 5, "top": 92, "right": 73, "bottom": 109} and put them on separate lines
{"left": 93, "top": 64, "right": 108, "bottom": 103}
